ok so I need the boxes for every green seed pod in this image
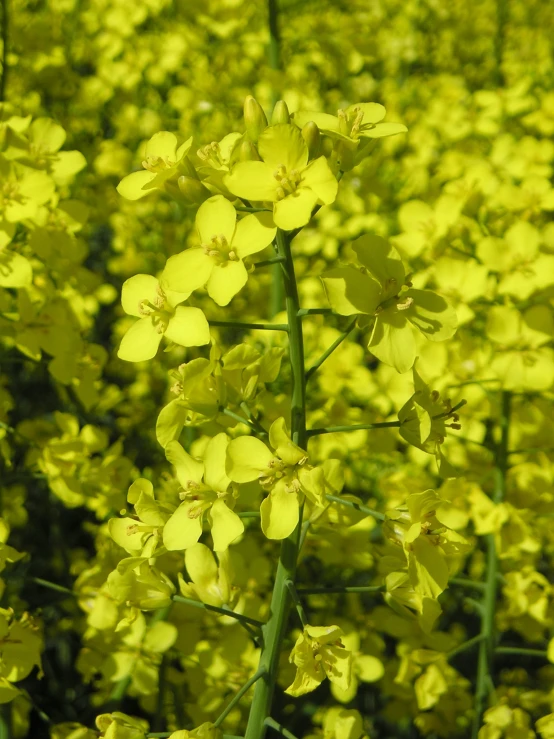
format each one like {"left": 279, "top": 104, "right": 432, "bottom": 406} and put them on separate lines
{"left": 301, "top": 121, "right": 321, "bottom": 159}
{"left": 177, "top": 176, "right": 210, "bottom": 204}
{"left": 271, "top": 100, "right": 291, "bottom": 124}
{"left": 244, "top": 95, "right": 268, "bottom": 142}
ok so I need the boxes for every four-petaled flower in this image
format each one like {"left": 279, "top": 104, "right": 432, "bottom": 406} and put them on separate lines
{"left": 224, "top": 124, "right": 338, "bottom": 231}
{"left": 161, "top": 194, "right": 276, "bottom": 306}
{"left": 285, "top": 624, "right": 353, "bottom": 697}
{"left": 163, "top": 434, "right": 244, "bottom": 552}
{"left": 117, "top": 131, "right": 193, "bottom": 200}
{"left": 118, "top": 274, "right": 210, "bottom": 362}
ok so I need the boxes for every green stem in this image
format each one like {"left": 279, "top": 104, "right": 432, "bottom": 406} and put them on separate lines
{"left": 0, "top": 705, "right": 11, "bottom": 739}
{"left": 214, "top": 669, "right": 266, "bottom": 728}
{"left": 0, "top": 0, "right": 7, "bottom": 102}
{"left": 223, "top": 604, "right": 263, "bottom": 646}
{"left": 254, "top": 256, "right": 286, "bottom": 268}
{"left": 285, "top": 580, "right": 308, "bottom": 627}
{"left": 236, "top": 206, "right": 272, "bottom": 213}
{"left": 172, "top": 595, "right": 264, "bottom": 628}
{"left": 296, "top": 308, "right": 333, "bottom": 317}
{"left": 296, "top": 585, "right": 384, "bottom": 595}
{"left": 305, "top": 318, "right": 357, "bottom": 381}
{"left": 240, "top": 401, "right": 267, "bottom": 436}
{"left": 495, "top": 647, "right": 548, "bottom": 658}
{"left": 222, "top": 408, "right": 264, "bottom": 435}
{"left": 325, "top": 494, "right": 385, "bottom": 522}
{"left": 267, "top": 0, "right": 284, "bottom": 316}
{"left": 265, "top": 717, "right": 300, "bottom": 739}
{"left": 210, "top": 320, "right": 288, "bottom": 332}
{"left": 244, "top": 228, "right": 306, "bottom": 739}
{"left": 471, "top": 391, "right": 511, "bottom": 739}
{"left": 29, "top": 576, "right": 75, "bottom": 596}
{"left": 447, "top": 634, "right": 485, "bottom": 662}
{"left": 238, "top": 511, "right": 262, "bottom": 518}
{"left": 307, "top": 421, "right": 400, "bottom": 437}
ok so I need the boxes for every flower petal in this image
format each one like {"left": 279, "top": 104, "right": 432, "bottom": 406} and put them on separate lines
{"left": 162, "top": 248, "right": 214, "bottom": 294}
{"left": 347, "top": 102, "right": 386, "bottom": 124}
{"left": 258, "top": 124, "right": 308, "bottom": 171}
{"left": 121, "top": 274, "right": 160, "bottom": 317}
{"left": 292, "top": 111, "right": 341, "bottom": 133}
{"left": 165, "top": 440, "right": 204, "bottom": 487}
{"left": 203, "top": 433, "right": 231, "bottom": 491}
{"left": 273, "top": 189, "right": 318, "bottom": 230}
{"left": 232, "top": 212, "right": 276, "bottom": 258}
{"left": 224, "top": 161, "right": 278, "bottom": 202}
{"left": 206, "top": 261, "right": 248, "bottom": 306}
{"left": 196, "top": 194, "right": 237, "bottom": 244}
{"left": 226, "top": 436, "right": 274, "bottom": 482}
{"left": 163, "top": 503, "right": 203, "bottom": 551}
{"left": 260, "top": 484, "right": 299, "bottom": 540}
{"left": 117, "top": 318, "right": 162, "bottom": 362}
{"left": 321, "top": 266, "right": 381, "bottom": 316}
{"left": 209, "top": 500, "right": 244, "bottom": 551}
{"left": 301, "top": 157, "right": 338, "bottom": 204}
{"left": 117, "top": 170, "right": 157, "bottom": 200}
{"left": 165, "top": 306, "right": 211, "bottom": 347}
{"left": 144, "top": 131, "right": 178, "bottom": 160}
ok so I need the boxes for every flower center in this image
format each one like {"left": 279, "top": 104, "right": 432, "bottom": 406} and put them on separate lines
{"left": 197, "top": 142, "right": 224, "bottom": 169}
{"left": 273, "top": 164, "right": 302, "bottom": 200}
{"left": 142, "top": 155, "right": 175, "bottom": 173}
{"left": 202, "top": 233, "right": 239, "bottom": 262}
{"left": 137, "top": 285, "right": 172, "bottom": 334}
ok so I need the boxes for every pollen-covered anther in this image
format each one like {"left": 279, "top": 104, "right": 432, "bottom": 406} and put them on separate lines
{"left": 142, "top": 155, "right": 174, "bottom": 173}
{"left": 170, "top": 381, "right": 183, "bottom": 395}
{"left": 447, "top": 422, "right": 462, "bottom": 430}
{"left": 431, "top": 390, "right": 440, "bottom": 401}
{"left": 396, "top": 297, "right": 414, "bottom": 311}
{"left": 126, "top": 524, "right": 139, "bottom": 536}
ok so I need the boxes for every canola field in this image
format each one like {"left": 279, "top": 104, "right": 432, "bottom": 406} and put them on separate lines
{"left": 1, "top": 1, "right": 554, "bottom": 738}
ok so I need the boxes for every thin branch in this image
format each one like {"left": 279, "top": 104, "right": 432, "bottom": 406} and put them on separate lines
{"left": 495, "top": 647, "right": 547, "bottom": 659}
{"left": 253, "top": 256, "right": 286, "bottom": 268}
{"left": 265, "top": 717, "right": 301, "bottom": 739}
{"left": 305, "top": 318, "right": 358, "bottom": 381}
{"left": 172, "top": 595, "right": 264, "bottom": 628}
{"left": 307, "top": 420, "right": 400, "bottom": 438}
{"left": 285, "top": 580, "right": 308, "bottom": 627}
{"left": 213, "top": 669, "right": 267, "bottom": 728}
{"left": 325, "top": 494, "right": 385, "bottom": 522}
{"left": 447, "top": 634, "right": 485, "bottom": 662}
{"left": 296, "top": 308, "right": 333, "bottom": 317}
{"left": 210, "top": 320, "right": 289, "bottom": 332}
{"left": 296, "top": 584, "right": 385, "bottom": 595}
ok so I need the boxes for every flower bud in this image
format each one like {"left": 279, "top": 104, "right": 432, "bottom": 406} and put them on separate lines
{"left": 244, "top": 95, "right": 268, "bottom": 142}
{"left": 237, "top": 140, "right": 262, "bottom": 162}
{"left": 179, "top": 155, "right": 198, "bottom": 178}
{"left": 301, "top": 121, "right": 321, "bottom": 159}
{"left": 272, "top": 100, "right": 290, "bottom": 124}
{"left": 178, "top": 175, "right": 210, "bottom": 204}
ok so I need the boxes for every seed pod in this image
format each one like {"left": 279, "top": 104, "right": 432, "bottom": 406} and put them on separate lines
{"left": 244, "top": 95, "right": 268, "bottom": 142}
{"left": 272, "top": 100, "right": 291, "bottom": 124}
